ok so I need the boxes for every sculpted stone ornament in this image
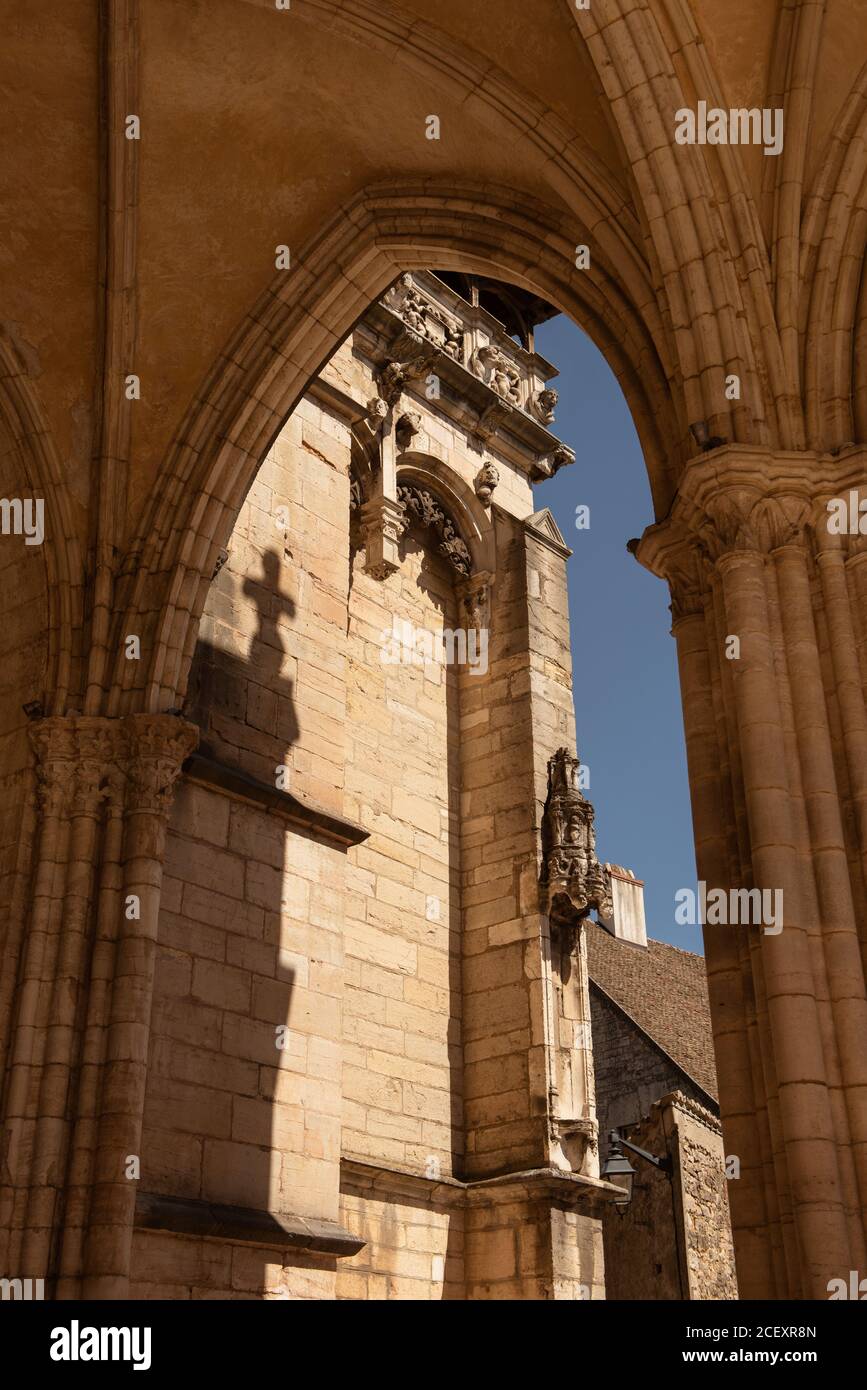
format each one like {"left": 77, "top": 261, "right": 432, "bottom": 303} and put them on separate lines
{"left": 531, "top": 387, "right": 559, "bottom": 425}
{"left": 470, "top": 345, "right": 522, "bottom": 406}
{"left": 396, "top": 410, "right": 422, "bottom": 449}
{"left": 471, "top": 400, "right": 510, "bottom": 446}
{"left": 540, "top": 747, "right": 613, "bottom": 930}
{"left": 396, "top": 482, "right": 473, "bottom": 576}
{"left": 360, "top": 496, "right": 405, "bottom": 580}
{"left": 460, "top": 580, "right": 489, "bottom": 635}
{"left": 382, "top": 274, "right": 464, "bottom": 362}
{"left": 474, "top": 461, "right": 499, "bottom": 507}
{"left": 532, "top": 444, "right": 575, "bottom": 481}
{"left": 378, "top": 350, "right": 436, "bottom": 407}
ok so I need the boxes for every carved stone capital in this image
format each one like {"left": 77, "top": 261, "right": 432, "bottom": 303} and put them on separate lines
{"left": 123, "top": 714, "right": 199, "bottom": 818}
{"left": 634, "top": 521, "right": 709, "bottom": 624}
{"left": 28, "top": 714, "right": 199, "bottom": 824}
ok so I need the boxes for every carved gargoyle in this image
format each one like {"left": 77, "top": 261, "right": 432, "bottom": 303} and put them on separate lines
{"left": 540, "top": 747, "right": 613, "bottom": 932}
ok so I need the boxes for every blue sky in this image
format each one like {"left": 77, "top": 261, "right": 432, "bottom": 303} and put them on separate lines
{"left": 534, "top": 315, "right": 702, "bottom": 953}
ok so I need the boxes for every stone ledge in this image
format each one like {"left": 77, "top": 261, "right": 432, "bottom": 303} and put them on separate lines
{"left": 182, "top": 750, "right": 369, "bottom": 849}
{"left": 340, "top": 1156, "right": 622, "bottom": 1210}
{"left": 134, "top": 1191, "right": 366, "bottom": 1257}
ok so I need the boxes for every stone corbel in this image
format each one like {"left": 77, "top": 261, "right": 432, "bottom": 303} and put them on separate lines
{"left": 471, "top": 400, "right": 510, "bottom": 446}
{"left": 531, "top": 444, "right": 575, "bottom": 482}
{"left": 359, "top": 495, "right": 406, "bottom": 581}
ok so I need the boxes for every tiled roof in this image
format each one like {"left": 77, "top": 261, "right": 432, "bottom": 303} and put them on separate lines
{"left": 586, "top": 921, "right": 719, "bottom": 1101}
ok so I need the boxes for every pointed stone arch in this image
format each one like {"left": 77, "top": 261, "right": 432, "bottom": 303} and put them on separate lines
{"left": 105, "top": 179, "right": 686, "bottom": 718}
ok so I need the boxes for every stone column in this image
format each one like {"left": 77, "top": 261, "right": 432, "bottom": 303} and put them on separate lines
{"left": 637, "top": 445, "right": 867, "bottom": 1300}
{"left": 0, "top": 712, "right": 197, "bottom": 1297}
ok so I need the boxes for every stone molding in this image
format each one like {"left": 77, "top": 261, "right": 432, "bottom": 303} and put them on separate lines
{"left": 339, "top": 1157, "right": 621, "bottom": 1212}
{"left": 135, "top": 1191, "right": 365, "bottom": 1258}
{"left": 655, "top": 1090, "right": 723, "bottom": 1137}
{"left": 184, "top": 750, "right": 368, "bottom": 849}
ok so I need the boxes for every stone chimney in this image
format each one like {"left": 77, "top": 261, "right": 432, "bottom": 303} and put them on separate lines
{"left": 598, "top": 864, "right": 647, "bottom": 948}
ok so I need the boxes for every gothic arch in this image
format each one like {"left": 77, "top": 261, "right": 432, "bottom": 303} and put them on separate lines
{"left": 105, "top": 179, "right": 685, "bottom": 719}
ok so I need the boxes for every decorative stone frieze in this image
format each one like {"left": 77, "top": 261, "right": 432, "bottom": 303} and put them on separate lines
{"left": 382, "top": 273, "right": 464, "bottom": 361}
{"left": 470, "top": 344, "right": 522, "bottom": 406}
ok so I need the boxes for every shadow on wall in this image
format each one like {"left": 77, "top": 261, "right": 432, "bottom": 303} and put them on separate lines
{"left": 140, "top": 546, "right": 347, "bottom": 1298}
{"left": 189, "top": 548, "right": 300, "bottom": 769}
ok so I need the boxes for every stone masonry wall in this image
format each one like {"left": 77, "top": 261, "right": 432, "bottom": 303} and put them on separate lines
{"left": 602, "top": 1096, "right": 737, "bottom": 1301}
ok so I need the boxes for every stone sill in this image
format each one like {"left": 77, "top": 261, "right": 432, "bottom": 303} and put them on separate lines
{"left": 183, "top": 750, "right": 369, "bottom": 850}
{"left": 134, "top": 1191, "right": 365, "bottom": 1258}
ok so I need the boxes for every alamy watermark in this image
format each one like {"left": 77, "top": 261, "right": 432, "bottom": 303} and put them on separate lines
{"left": 675, "top": 101, "right": 784, "bottom": 157}
{"left": 675, "top": 881, "right": 783, "bottom": 934}
{"left": 379, "top": 617, "right": 488, "bottom": 676}
{"left": 0, "top": 497, "right": 44, "bottom": 545}
{"left": 1, "top": 1276, "right": 44, "bottom": 1299}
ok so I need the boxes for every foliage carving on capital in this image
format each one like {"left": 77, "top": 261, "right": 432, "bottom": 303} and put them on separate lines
{"left": 677, "top": 488, "right": 811, "bottom": 563}
{"left": 28, "top": 714, "right": 198, "bottom": 824}
{"left": 123, "top": 714, "right": 199, "bottom": 818}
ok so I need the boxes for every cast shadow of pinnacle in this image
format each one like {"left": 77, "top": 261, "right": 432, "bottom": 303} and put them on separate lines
{"left": 188, "top": 546, "right": 300, "bottom": 767}
{"left": 166, "top": 545, "right": 324, "bottom": 1297}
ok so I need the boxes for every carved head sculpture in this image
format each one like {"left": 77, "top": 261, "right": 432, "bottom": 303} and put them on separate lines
{"left": 474, "top": 461, "right": 500, "bottom": 506}
{"left": 396, "top": 410, "right": 422, "bottom": 448}
{"left": 367, "top": 396, "right": 389, "bottom": 422}
{"left": 530, "top": 387, "right": 559, "bottom": 424}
